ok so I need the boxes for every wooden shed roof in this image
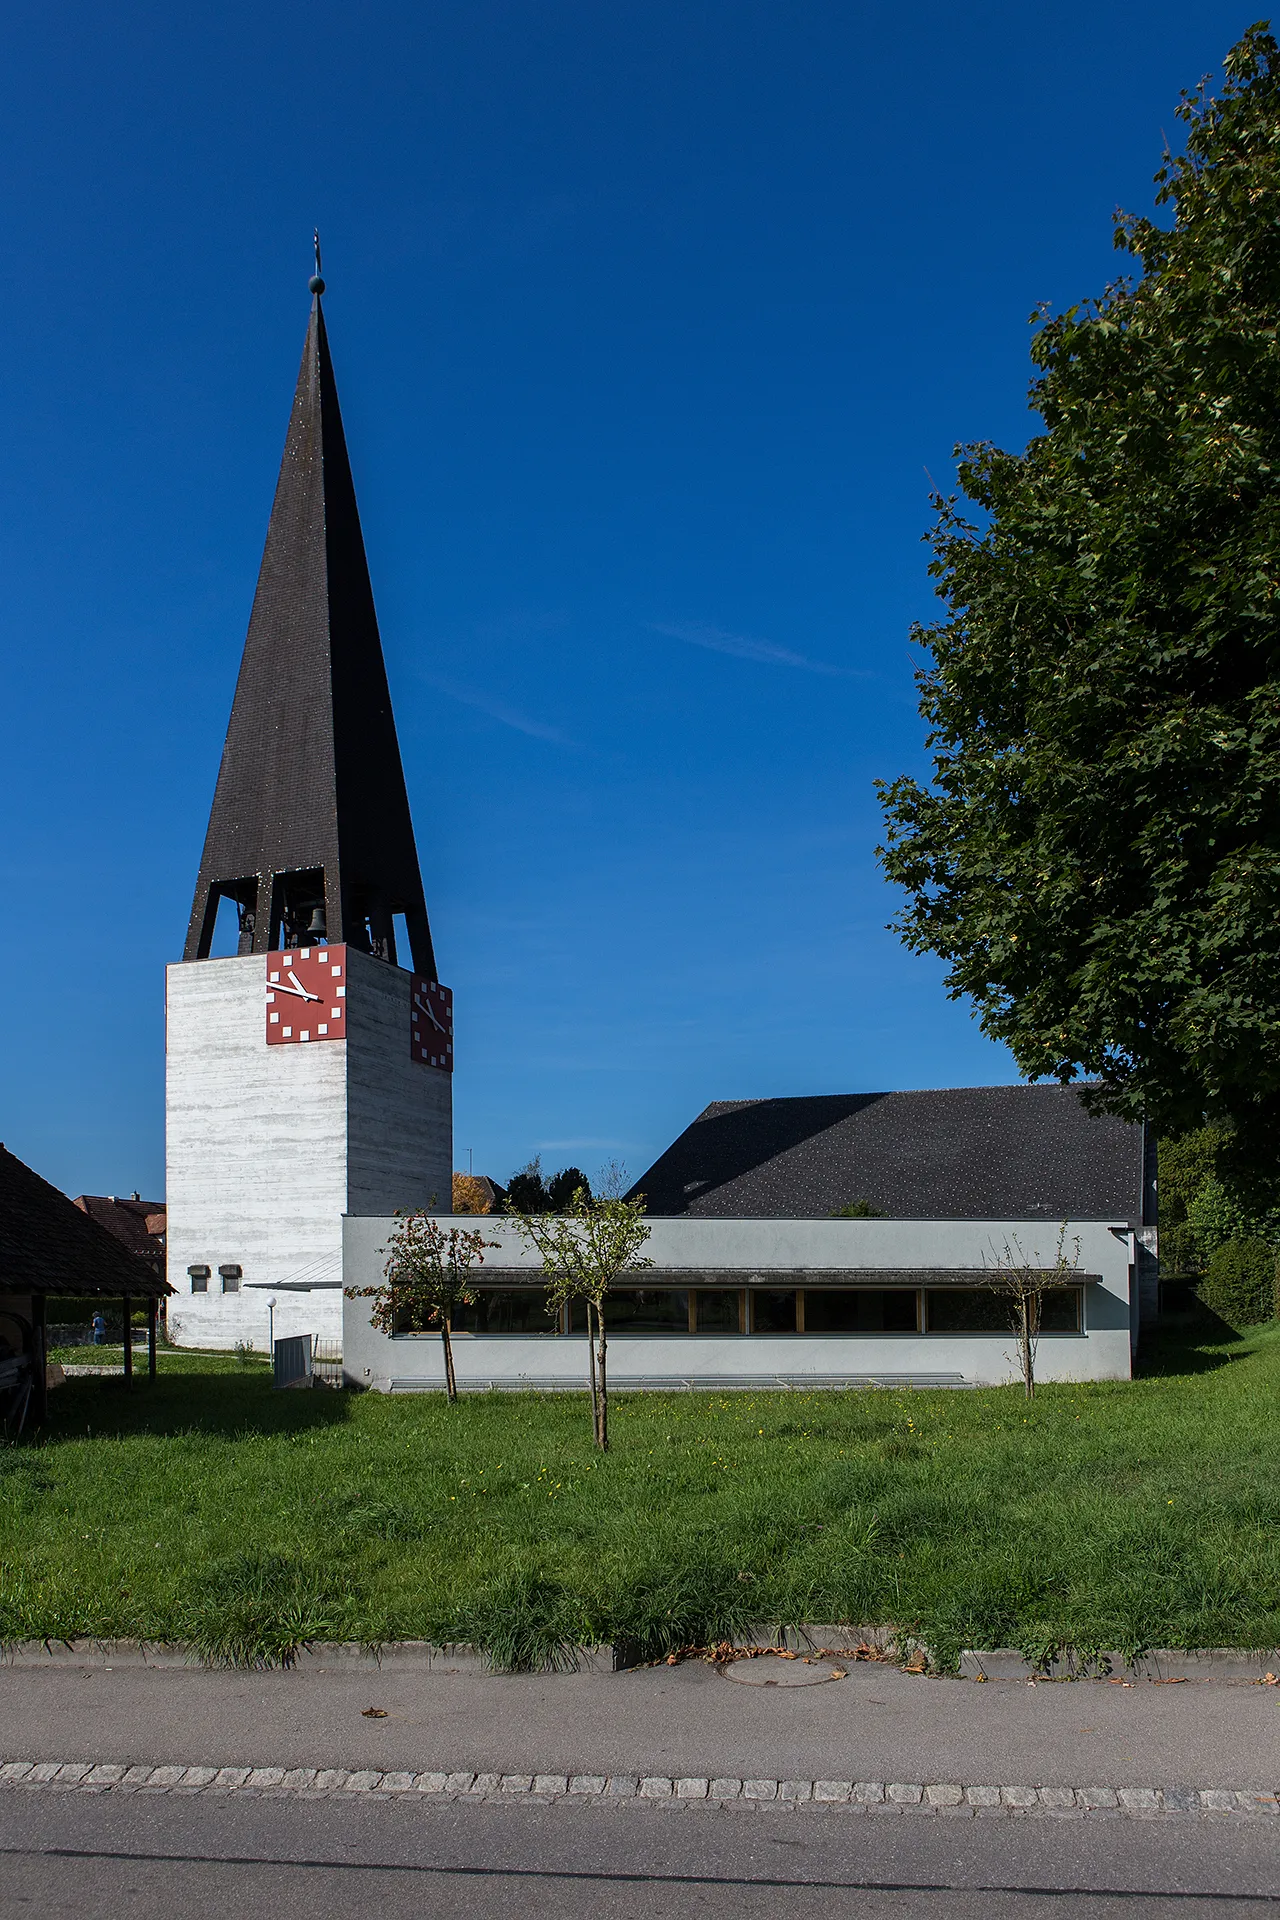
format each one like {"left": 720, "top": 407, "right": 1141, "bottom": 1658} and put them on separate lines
{"left": 0, "top": 1146, "right": 172, "bottom": 1298}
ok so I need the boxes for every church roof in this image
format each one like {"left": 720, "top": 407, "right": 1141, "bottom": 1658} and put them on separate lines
{"left": 184, "top": 266, "right": 436, "bottom": 973}
{"left": 0, "top": 1148, "right": 173, "bottom": 1297}
{"left": 630, "top": 1085, "right": 1149, "bottom": 1223}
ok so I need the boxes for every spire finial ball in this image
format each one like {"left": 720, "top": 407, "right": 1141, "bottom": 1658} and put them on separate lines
{"left": 309, "top": 274, "right": 325, "bottom": 295}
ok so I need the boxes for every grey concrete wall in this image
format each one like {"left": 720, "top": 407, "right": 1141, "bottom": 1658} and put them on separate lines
{"left": 167, "top": 956, "right": 348, "bottom": 1352}
{"left": 342, "top": 1215, "right": 1133, "bottom": 1390}
{"left": 165, "top": 951, "right": 451, "bottom": 1352}
{"left": 344, "top": 949, "right": 452, "bottom": 1216}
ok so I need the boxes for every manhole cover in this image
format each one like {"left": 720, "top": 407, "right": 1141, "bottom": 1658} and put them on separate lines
{"left": 719, "top": 1654, "right": 845, "bottom": 1687}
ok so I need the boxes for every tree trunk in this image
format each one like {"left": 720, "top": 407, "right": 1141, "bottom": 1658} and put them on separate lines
{"left": 585, "top": 1299, "right": 600, "bottom": 1436}
{"left": 442, "top": 1314, "right": 458, "bottom": 1402}
{"left": 1020, "top": 1294, "right": 1034, "bottom": 1400}
{"left": 595, "top": 1297, "right": 608, "bottom": 1452}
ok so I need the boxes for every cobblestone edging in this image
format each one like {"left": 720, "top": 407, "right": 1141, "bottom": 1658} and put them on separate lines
{"left": 2, "top": 1761, "right": 1276, "bottom": 1818}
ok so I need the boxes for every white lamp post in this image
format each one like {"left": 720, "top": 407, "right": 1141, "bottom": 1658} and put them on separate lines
{"left": 267, "top": 1297, "right": 277, "bottom": 1358}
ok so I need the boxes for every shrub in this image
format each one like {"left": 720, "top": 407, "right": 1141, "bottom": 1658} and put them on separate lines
{"left": 1198, "top": 1236, "right": 1276, "bottom": 1330}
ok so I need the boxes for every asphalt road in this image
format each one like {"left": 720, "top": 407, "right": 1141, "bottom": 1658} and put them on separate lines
{"left": 1, "top": 1657, "right": 1277, "bottom": 1788}
{"left": 3, "top": 1660, "right": 1278, "bottom": 1914}
{"left": 2, "top": 1785, "right": 1278, "bottom": 1917}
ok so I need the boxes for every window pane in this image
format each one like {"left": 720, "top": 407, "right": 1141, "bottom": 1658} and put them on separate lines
{"left": 455, "top": 1291, "right": 556, "bottom": 1335}
{"left": 1041, "top": 1287, "right": 1082, "bottom": 1332}
{"left": 926, "top": 1287, "right": 1081, "bottom": 1333}
{"left": 395, "top": 1291, "right": 553, "bottom": 1335}
{"left": 881, "top": 1290, "right": 919, "bottom": 1331}
{"left": 803, "top": 1290, "right": 918, "bottom": 1333}
{"left": 694, "top": 1290, "right": 740, "bottom": 1333}
{"left": 605, "top": 1289, "right": 690, "bottom": 1334}
{"left": 750, "top": 1290, "right": 796, "bottom": 1334}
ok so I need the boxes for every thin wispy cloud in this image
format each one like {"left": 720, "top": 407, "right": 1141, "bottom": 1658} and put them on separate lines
{"left": 650, "top": 620, "right": 866, "bottom": 678}
{"left": 539, "top": 1138, "right": 630, "bottom": 1151}
{"left": 420, "top": 674, "right": 574, "bottom": 746}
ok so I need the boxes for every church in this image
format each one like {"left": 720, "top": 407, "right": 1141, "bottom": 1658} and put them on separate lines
{"left": 168, "top": 260, "right": 1155, "bottom": 1384}
{"left": 165, "top": 260, "right": 453, "bottom": 1352}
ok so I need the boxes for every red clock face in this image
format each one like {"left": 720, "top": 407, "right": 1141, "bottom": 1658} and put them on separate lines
{"left": 266, "top": 944, "right": 347, "bottom": 1045}
{"left": 411, "top": 977, "right": 454, "bottom": 1070}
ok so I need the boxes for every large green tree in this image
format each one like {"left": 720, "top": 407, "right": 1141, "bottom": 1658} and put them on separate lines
{"left": 877, "top": 26, "right": 1280, "bottom": 1171}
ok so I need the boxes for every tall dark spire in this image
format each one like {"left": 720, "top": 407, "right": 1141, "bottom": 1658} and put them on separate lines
{"left": 184, "top": 264, "right": 436, "bottom": 974}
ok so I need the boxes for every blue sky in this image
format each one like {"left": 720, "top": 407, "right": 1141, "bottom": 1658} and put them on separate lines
{"left": 0, "top": 0, "right": 1250, "bottom": 1198}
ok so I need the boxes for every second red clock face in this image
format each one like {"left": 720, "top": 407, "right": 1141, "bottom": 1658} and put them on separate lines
{"left": 266, "top": 945, "right": 348, "bottom": 1045}
{"left": 410, "top": 977, "right": 454, "bottom": 1070}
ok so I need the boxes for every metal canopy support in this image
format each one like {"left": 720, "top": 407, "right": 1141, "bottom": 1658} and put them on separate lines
{"left": 147, "top": 1296, "right": 157, "bottom": 1379}
{"left": 122, "top": 1295, "right": 132, "bottom": 1385}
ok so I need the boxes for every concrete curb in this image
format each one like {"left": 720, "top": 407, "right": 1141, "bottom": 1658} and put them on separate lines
{"left": 4, "top": 1630, "right": 1278, "bottom": 1680}
{"left": 2, "top": 1759, "right": 1276, "bottom": 1818}
{"left": 958, "top": 1647, "right": 1280, "bottom": 1682}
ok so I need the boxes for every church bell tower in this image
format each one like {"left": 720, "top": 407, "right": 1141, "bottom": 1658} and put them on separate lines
{"left": 165, "top": 249, "right": 453, "bottom": 1349}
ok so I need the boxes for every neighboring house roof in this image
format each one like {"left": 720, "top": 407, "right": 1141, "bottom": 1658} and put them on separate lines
{"left": 630, "top": 1086, "right": 1149, "bottom": 1222}
{"left": 72, "top": 1195, "right": 166, "bottom": 1268}
{"left": 0, "top": 1147, "right": 172, "bottom": 1297}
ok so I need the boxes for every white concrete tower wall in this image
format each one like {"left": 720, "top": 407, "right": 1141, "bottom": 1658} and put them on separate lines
{"left": 165, "top": 946, "right": 451, "bottom": 1352}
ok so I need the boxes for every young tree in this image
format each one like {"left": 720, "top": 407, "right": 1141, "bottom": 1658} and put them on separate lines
{"left": 981, "top": 1228, "right": 1080, "bottom": 1400}
{"left": 877, "top": 28, "right": 1280, "bottom": 1175}
{"left": 508, "top": 1181, "right": 651, "bottom": 1450}
{"left": 345, "top": 1214, "right": 498, "bottom": 1402}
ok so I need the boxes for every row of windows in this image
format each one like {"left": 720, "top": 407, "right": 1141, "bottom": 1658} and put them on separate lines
{"left": 188, "top": 1265, "right": 241, "bottom": 1294}
{"left": 394, "top": 1286, "right": 1084, "bottom": 1338}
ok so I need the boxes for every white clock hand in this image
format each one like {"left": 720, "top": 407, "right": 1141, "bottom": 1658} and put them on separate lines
{"left": 413, "top": 992, "right": 448, "bottom": 1033}
{"left": 270, "top": 977, "right": 320, "bottom": 1002}
{"left": 287, "top": 970, "right": 321, "bottom": 1002}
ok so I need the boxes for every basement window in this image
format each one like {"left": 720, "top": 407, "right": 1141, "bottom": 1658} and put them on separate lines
{"left": 188, "top": 1265, "right": 210, "bottom": 1293}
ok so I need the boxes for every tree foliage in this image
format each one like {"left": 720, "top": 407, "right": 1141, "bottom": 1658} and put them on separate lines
{"left": 508, "top": 1185, "right": 651, "bottom": 1450}
{"left": 503, "top": 1155, "right": 593, "bottom": 1215}
{"left": 1158, "top": 1123, "right": 1280, "bottom": 1274}
{"left": 877, "top": 27, "right": 1280, "bottom": 1170}
{"left": 451, "top": 1172, "right": 499, "bottom": 1215}
{"left": 1200, "top": 1233, "right": 1277, "bottom": 1327}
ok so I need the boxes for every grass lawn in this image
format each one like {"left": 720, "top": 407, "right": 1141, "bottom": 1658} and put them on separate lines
{"left": 3, "top": 1319, "right": 1278, "bottom": 1668}
{"left": 49, "top": 1345, "right": 271, "bottom": 1376}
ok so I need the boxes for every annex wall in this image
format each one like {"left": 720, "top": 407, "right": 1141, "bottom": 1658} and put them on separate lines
{"left": 342, "top": 1215, "right": 1135, "bottom": 1390}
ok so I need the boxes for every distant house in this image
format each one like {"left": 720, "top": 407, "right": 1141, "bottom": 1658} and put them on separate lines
{"left": 343, "top": 1085, "right": 1157, "bottom": 1394}
{"left": 72, "top": 1193, "right": 166, "bottom": 1279}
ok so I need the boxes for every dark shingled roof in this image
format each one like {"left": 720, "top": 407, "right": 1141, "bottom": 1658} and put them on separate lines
{"left": 630, "top": 1086, "right": 1149, "bottom": 1222}
{"left": 0, "top": 1147, "right": 173, "bottom": 1297}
